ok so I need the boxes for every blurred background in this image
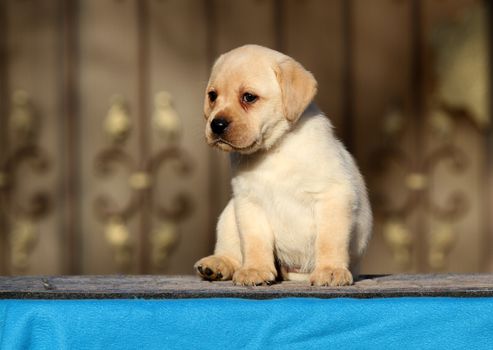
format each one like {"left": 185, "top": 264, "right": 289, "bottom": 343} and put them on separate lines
{"left": 0, "top": 0, "right": 491, "bottom": 275}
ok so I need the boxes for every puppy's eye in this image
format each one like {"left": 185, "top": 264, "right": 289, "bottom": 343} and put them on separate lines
{"left": 208, "top": 91, "right": 218, "bottom": 102}
{"left": 242, "top": 92, "right": 258, "bottom": 104}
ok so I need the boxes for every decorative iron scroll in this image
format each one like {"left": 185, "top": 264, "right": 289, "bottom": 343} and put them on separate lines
{"left": 0, "top": 90, "right": 51, "bottom": 272}
{"left": 94, "top": 93, "right": 193, "bottom": 271}
{"left": 431, "top": 5, "right": 489, "bottom": 129}
{"left": 370, "top": 104, "right": 469, "bottom": 270}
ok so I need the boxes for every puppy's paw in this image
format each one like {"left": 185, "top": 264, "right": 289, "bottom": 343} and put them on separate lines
{"left": 309, "top": 267, "right": 353, "bottom": 287}
{"left": 233, "top": 268, "right": 276, "bottom": 286}
{"left": 194, "top": 255, "right": 237, "bottom": 281}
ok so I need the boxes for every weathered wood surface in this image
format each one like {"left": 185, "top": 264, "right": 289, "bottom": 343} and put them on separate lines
{"left": 1, "top": 274, "right": 493, "bottom": 299}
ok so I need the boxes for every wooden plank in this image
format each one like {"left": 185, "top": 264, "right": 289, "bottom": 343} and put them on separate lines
{"left": 283, "top": 0, "right": 345, "bottom": 134}
{"left": 0, "top": 0, "right": 9, "bottom": 275}
{"left": 78, "top": 0, "right": 140, "bottom": 274}
{"left": 1, "top": 274, "right": 493, "bottom": 299}
{"left": 147, "top": 0, "right": 210, "bottom": 274}
{"left": 4, "top": 0, "right": 63, "bottom": 274}
{"left": 353, "top": 0, "right": 417, "bottom": 274}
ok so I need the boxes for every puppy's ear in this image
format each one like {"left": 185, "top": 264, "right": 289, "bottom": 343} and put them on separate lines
{"left": 275, "top": 58, "right": 318, "bottom": 123}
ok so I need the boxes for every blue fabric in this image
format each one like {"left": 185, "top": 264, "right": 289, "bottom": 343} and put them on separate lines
{"left": 0, "top": 297, "right": 492, "bottom": 350}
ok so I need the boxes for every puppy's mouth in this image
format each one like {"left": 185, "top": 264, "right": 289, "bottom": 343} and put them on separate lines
{"left": 211, "top": 138, "right": 261, "bottom": 153}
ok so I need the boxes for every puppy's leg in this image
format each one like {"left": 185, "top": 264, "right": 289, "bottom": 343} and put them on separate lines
{"left": 310, "top": 190, "right": 354, "bottom": 286}
{"left": 232, "top": 198, "right": 277, "bottom": 286}
{"left": 194, "top": 200, "right": 241, "bottom": 281}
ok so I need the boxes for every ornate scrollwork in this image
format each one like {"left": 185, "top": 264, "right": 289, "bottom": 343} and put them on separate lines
{"left": 149, "top": 147, "right": 193, "bottom": 221}
{"left": 153, "top": 91, "right": 182, "bottom": 142}
{"left": 370, "top": 104, "right": 469, "bottom": 270}
{"left": 94, "top": 93, "right": 193, "bottom": 271}
{"left": 0, "top": 90, "right": 51, "bottom": 272}
{"left": 104, "top": 95, "right": 132, "bottom": 145}
{"left": 431, "top": 5, "right": 489, "bottom": 129}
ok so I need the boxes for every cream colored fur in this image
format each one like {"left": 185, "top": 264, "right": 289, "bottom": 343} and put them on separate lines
{"left": 195, "top": 45, "right": 372, "bottom": 286}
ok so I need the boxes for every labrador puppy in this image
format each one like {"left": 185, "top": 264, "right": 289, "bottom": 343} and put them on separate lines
{"left": 194, "top": 45, "right": 372, "bottom": 286}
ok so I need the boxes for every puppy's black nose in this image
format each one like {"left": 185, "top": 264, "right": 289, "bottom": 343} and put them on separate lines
{"left": 210, "top": 118, "right": 230, "bottom": 135}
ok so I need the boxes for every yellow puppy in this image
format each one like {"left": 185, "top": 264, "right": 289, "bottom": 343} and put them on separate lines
{"left": 195, "top": 45, "right": 372, "bottom": 286}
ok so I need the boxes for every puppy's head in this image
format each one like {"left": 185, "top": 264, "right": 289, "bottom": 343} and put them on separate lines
{"left": 204, "top": 45, "right": 317, "bottom": 154}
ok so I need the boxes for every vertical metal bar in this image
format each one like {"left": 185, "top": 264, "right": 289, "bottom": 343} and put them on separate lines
{"left": 342, "top": 0, "right": 354, "bottom": 153}
{"left": 205, "top": 0, "right": 216, "bottom": 79}
{"left": 274, "top": 0, "right": 285, "bottom": 52}
{"left": 60, "top": 0, "right": 81, "bottom": 274}
{"left": 411, "top": 0, "right": 427, "bottom": 272}
{"left": 483, "top": 0, "right": 493, "bottom": 271}
{"left": 137, "top": 0, "right": 151, "bottom": 273}
{"left": 0, "top": 0, "right": 9, "bottom": 275}
{"left": 205, "top": 0, "right": 220, "bottom": 253}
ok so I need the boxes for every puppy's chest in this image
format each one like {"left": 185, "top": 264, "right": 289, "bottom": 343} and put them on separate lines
{"left": 236, "top": 165, "right": 318, "bottom": 270}
{"left": 235, "top": 159, "right": 317, "bottom": 207}
{"left": 233, "top": 158, "right": 319, "bottom": 236}
{"left": 234, "top": 150, "right": 327, "bottom": 201}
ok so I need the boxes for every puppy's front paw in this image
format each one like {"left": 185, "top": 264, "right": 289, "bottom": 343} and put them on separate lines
{"left": 233, "top": 268, "right": 276, "bottom": 286}
{"left": 310, "top": 267, "right": 353, "bottom": 286}
{"left": 194, "top": 255, "right": 237, "bottom": 281}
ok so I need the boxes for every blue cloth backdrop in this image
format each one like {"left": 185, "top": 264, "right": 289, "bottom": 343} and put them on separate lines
{"left": 1, "top": 297, "right": 493, "bottom": 349}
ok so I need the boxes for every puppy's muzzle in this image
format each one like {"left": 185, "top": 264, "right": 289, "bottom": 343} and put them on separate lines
{"left": 210, "top": 118, "right": 230, "bottom": 135}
